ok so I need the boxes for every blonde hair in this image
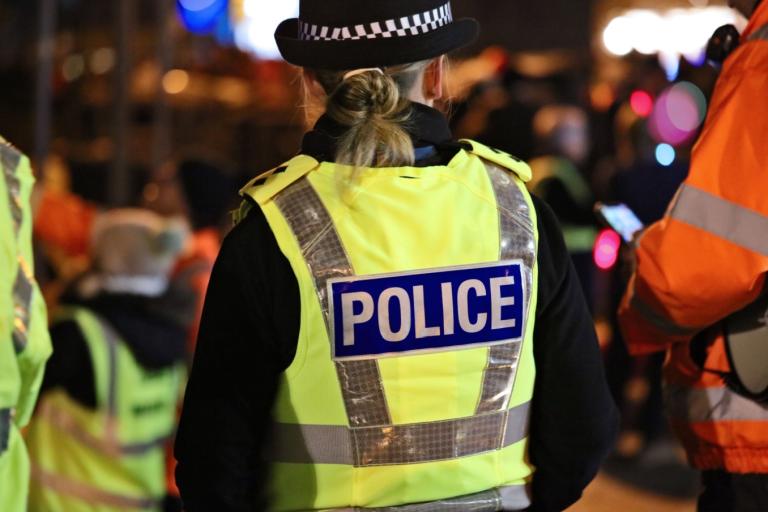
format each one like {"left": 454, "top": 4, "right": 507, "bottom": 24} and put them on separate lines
{"left": 310, "top": 61, "right": 430, "bottom": 168}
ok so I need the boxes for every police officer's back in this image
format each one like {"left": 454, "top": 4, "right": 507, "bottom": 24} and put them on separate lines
{"left": 175, "top": 2, "right": 619, "bottom": 510}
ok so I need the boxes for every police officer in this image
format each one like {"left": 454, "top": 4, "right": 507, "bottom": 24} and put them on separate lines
{"left": 0, "top": 138, "right": 52, "bottom": 512}
{"left": 175, "top": 1, "right": 618, "bottom": 510}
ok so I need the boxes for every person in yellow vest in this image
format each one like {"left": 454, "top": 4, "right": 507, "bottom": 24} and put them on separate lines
{"left": 175, "top": 2, "right": 619, "bottom": 510}
{"left": 25, "top": 209, "right": 189, "bottom": 511}
{"left": 0, "top": 138, "right": 53, "bottom": 512}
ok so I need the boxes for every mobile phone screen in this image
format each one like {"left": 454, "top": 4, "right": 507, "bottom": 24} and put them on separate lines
{"left": 597, "top": 204, "right": 644, "bottom": 243}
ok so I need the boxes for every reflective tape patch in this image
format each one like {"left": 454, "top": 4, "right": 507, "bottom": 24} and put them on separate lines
{"left": 329, "top": 261, "right": 526, "bottom": 360}
{"left": 670, "top": 184, "right": 768, "bottom": 257}
{"left": 629, "top": 293, "right": 700, "bottom": 337}
{"left": 665, "top": 384, "right": 768, "bottom": 422}
{"left": 11, "top": 256, "right": 34, "bottom": 353}
{"left": 273, "top": 401, "right": 531, "bottom": 466}
{"left": 36, "top": 401, "right": 169, "bottom": 456}
{"left": 1, "top": 143, "right": 23, "bottom": 234}
{"left": 31, "top": 465, "right": 160, "bottom": 509}
{"left": 336, "top": 484, "right": 530, "bottom": 511}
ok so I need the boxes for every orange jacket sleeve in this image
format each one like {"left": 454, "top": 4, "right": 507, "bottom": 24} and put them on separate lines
{"left": 619, "top": 25, "right": 768, "bottom": 355}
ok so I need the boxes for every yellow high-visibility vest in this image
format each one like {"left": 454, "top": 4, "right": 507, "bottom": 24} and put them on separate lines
{"left": 0, "top": 140, "right": 52, "bottom": 512}
{"left": 25, "top": 308, "right": 181, "bottom": 512}
{"left": 240, "top": 140, "right": 539, "bottom": 511}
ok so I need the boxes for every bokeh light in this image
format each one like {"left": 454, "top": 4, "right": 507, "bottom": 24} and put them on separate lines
{"left": 62, "top": 54, "right": 85, "bottom": 82}
{"left": 630, "top": 90, "right": 653, "bottom": 118}
{"left": 603, "top": 16, "right": 634, "bottom": 56}
{"left": 601, "top": 7, "right": 743, "bottom": 67}
{"left": 594, "top": 229, "right": 621, "bottom": 271}
{"left": 233, "top": 1, "right": 300, "bottom": 59}
{"left": 655, "top": 143, "right": 676, "bottom": 167}
{"left": 177, "top": 0, "right": 228, "bottom": 34}
{"left": 649, "top": 82, "right": 707, "bottom": 146}
{"left": 163, "top": 69, "right": 190, "bottom": 94}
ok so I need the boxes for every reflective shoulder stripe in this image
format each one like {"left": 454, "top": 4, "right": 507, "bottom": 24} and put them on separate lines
{"left": 335, "top": 485, "right": 530, "bottom": 511}
{"left": 31, "top": 465, "right": 160, "bottom": 509}
{"left": 670, "top": 184, "right": 768, "bottom": 257}
{"left": 272, "top": 401, "right": 531, "bottom": 466}
{"left": 2, "top": 143, "right": 35, "bottom": 354}
{"left": 274, "top": 177, "right": 391, "bottom": 428}
{"left": 629, "top": 293, "right": 700, "bottom": 337}
{"left": 477, "top": 162, "right": 536, "bottom": 415}
{"left": 1, "top": 141, "right": 23, "bottom": 234}
{"left": 665, "top": 384, "right": 768, "bottom": 422}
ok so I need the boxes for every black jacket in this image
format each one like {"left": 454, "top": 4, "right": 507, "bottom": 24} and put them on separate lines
{"left": 41, "top": 286, "right": 191, "bottom": 409}
{"left": 175, "top": 104, "right": 619, "bottom": 512}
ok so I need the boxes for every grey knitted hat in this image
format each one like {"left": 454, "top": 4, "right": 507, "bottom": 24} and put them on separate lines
{"left": 81, "top": 209, "right": 189, "bottom": 297}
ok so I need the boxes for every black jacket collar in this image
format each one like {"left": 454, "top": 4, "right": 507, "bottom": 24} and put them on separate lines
{"left": 301, "top": 103, "right": 463, "bottom": 165}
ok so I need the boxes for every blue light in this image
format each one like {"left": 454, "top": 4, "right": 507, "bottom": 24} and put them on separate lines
{"left": 655, "top": 143, "right": 676, "bottom": 167}
{"left": 177, "top": 0, "right": 228, "bottom": 34}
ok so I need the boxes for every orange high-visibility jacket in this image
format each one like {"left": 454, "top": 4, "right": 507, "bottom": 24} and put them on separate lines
{"left": 619, "top": 3, "right": 768, "bottom": 474}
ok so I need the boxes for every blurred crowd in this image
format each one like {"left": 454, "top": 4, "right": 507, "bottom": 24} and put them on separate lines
{"left": 8, "top": 41, "right": 722, "bottom": 509}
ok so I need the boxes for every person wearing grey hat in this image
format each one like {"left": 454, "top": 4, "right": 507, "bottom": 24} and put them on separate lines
{"left": 176, "top": 1, "right": 618, "bottom": 511}
{"left": 26, "top": 209, "right": 194, "bottom": 511}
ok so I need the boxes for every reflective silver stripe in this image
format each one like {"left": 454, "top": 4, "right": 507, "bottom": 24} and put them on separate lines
{"left": 273, "top": 401, "right": 531, "bottom": 465}
{"left": 31, "top": 465, "right": 160, "bottom": 509}
{"left": 665, "top": 384, "right": 768, "bottom": 422}
{"left": 275, "top": 178, "right": 391, "bottom": 428}
{"left": 11, "top": 255, "right": 34, "bottom": 354}
{"left": 670, "top": 184, "right": 768, "bottom": 257}
{"left": 2, "top": 144, "right": 34, "bottom": 354}
{"left": 36, "top": 401, "right": 169, "bottom": 456}
{"left": 476, "top": 163, "right": 535, "bottom": 416}
{"left": 1, "top": 143, "right": 23, "bottom": 232}
{"left": 629, "top": 293, "right": 700, "bottom": 337}
{"left": 0, "top": 408, "right": 11, "bottom": 454}
{"left": 331, "top": 485, "right": 530, "bottom": 511}
{"left": 748, "top": 23, "right": 768, "bottom": 42}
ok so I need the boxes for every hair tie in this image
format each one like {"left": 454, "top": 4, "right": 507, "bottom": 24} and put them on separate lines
{"left": 343, "top": 67, "right": 384, "bottom": 80}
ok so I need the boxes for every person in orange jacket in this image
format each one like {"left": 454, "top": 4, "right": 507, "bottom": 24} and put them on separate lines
{"left": 619, "top": 1, "right": 768, "bottom": 510}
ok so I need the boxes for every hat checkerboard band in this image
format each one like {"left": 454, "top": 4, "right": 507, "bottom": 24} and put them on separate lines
{"left": 299, "top": 2, "right": 453, "bottom": 41}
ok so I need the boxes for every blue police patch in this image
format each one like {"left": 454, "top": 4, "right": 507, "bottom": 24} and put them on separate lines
{"left": 328, "top": 261, "right": 526, "bottom": 360}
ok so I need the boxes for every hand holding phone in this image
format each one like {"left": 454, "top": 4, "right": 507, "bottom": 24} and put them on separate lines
{"left": 595, "top": 203, "right": 645, "bottom": 243}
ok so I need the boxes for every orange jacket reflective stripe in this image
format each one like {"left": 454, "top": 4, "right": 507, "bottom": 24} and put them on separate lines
{"left": 619, "top": 2, "right": 768, "bottom": 473}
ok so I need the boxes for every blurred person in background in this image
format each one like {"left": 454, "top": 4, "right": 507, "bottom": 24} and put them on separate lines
{"left": 0, "top": 138, "right": 52, "bottom": 512}
{"left": 32, "top": 154, "right": 97, "bottom": 307}
{"left": 528, "top": 105, "right": 597, "bottom": 307}
{"left": 173, "top": 158, "right": 237, "bottom": 351}
{"left": 175, "top": 1, "right": 618, "bottom": 510}
{"left": 620, "top": 0, "right": 768, "bottom": 510}
{"left": 25, "top": 209, "right": 190, "bottom": 512}
{"left": 605, "top": 112, "right": 689, "bottom": 460}
{"left": 157, "top": 158, "right": 237, "bottom": 510}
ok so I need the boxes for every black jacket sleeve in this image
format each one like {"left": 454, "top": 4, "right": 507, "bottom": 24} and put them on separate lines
{"left": 40, "top": 320, "right": 96, "bottom": 409}
{"left": 175, "top": 198, "right": 618, "bottom": 512}
{"left": 174, "top": 209, "right": 299, "bottom": 512}
{"left": 528, "top": 195, "right": 619, "bottom": 512}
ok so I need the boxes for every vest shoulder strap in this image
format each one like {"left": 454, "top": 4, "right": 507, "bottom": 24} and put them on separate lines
{"left": 53, "top": 307, "right": 119, "bottom": 411}
{"left": 240, "top": 154, "right": 320, "bottom": 206}
{"left": 460, "top": 139, "right": 532, "bottom": 183}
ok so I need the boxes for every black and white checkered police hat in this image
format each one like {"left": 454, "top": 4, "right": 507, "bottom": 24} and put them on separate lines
{"left": 275, "top": 0, "right": 479, "bottom": 70}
